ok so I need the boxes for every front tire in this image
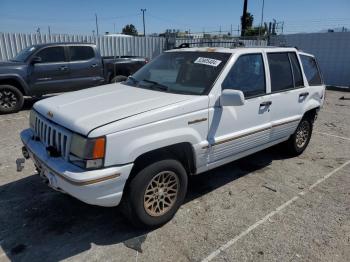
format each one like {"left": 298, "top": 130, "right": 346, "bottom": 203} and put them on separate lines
{"left": 0, "top": 85, "right": 24, "bottom": 114}
{"left": 285, "top": 117, "right": 313, "bottom": 156}
{"left": 122, "top": 159, "right": 188, "bottom": 228}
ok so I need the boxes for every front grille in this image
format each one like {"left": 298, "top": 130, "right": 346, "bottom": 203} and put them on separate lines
{"left": 33, "top": 112, "right": 72, "bottom": 160}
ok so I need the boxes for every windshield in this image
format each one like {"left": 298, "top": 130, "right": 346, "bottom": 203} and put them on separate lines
{"left": 11, "top": 45, "right": 37, "bottom": 62}
{"left": 124, "top": 51, "right": 231, "bottom": 95}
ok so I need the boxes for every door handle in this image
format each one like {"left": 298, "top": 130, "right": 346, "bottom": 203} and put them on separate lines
{"left": 58, "top": 66, "right": 68, "bottom": 71}
{"left": 91, "top": 64, "right": 99, "bottom": 68}
{"left": 260, "top": 101, "right": 272, "bottom": 107}
{"left": 299, "top": 92, "right": 309, "bottom": 98}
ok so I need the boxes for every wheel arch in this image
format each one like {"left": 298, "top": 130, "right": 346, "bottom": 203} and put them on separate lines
{"left": 303, "top": 106, "right": 320, "bottom": 123}
{"left": 0, "top": 76, "right": 28, "bottom": 95}
{"left": 125, "top": 142, "right": 196, "bottom": 190}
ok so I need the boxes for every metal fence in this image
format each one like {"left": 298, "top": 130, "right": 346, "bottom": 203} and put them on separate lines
{"left": 0, "top": 32, "right": 166, "bottom": 61}
{"left": 0, "top": 32, "right": 268, "bottom": 62}
{"left": 270, "top": 32, "right": 350, "bottom": 87}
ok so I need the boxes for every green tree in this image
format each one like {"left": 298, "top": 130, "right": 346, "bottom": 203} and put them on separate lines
{"left": 241, "top": 12, "right": 254, "bottom": 30}
{"left": 122, "top": 24, "right": 138, "bottom": 36}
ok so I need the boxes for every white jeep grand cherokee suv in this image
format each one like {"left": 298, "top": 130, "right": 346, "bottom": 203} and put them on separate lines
{"left": 20, "top": 47, "right": 325, "bottom": 227}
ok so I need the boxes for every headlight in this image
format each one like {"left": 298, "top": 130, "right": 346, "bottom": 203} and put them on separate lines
{"left": 29, "top": 110, "right": 36, "bottom": 129}
{"left": 69, "top": 134, "right": 106, "bottom": 169}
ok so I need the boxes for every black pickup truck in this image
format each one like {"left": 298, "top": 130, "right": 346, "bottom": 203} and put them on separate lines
{"left": 0, "top": 43, "right": 148, "bottom": 114}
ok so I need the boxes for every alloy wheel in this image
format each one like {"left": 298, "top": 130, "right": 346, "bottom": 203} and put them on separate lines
{"left": 143, "top": 171, "right": 179, "bottom": 217}
{"left": 0, "top": 89, "right": 18, "bottom": 110}
{"left": 295, "top": 121, "right": 310, "bottom": 148}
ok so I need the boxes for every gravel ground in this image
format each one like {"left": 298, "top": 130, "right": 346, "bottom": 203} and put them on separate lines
{"left": 0, "top": 90, "right": 349, "bottom": 262}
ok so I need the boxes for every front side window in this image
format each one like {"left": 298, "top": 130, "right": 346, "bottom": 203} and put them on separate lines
{"left": 69, "top": 46, "right": 95, "bottom": 61}
{"left": 268, "top": 53, "right": 294, "bottom": 92}
{"left": 300, "top": 55, "right": 322, "bottom": 86}
{"left": 125, "top": 51, "right": 231, "bottom": 95}
{"left": 222, "top": 53, "right": 266, "bottom": 98}
{"left": 36, "top": 47, "right": 65, "bottom": 63}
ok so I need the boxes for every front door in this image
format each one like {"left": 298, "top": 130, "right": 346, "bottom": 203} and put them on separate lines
{"left": 29, "top": 46, "right": 70, "bottom": 95}
{"left": 207, "top": 53, "right": 272, "bottom": 165}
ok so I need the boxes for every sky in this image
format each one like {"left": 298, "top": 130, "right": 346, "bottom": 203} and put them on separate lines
{"left": 0, "top": 0, "right": 349, "bottom": 36}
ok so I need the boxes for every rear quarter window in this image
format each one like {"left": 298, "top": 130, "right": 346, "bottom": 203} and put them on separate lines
{"left": 300, "top": 55, "right": 323, "bottom": 86}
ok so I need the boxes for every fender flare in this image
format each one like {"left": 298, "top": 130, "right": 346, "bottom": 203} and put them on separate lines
{"left": 0, "top": 74, "right": 30, "bottom": 95}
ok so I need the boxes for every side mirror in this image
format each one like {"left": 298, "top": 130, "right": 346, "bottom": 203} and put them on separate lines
{"left": 220, "top": 89, "right": 245, "bottom": 106}
{"left": 31, "top": 56, "right": 42, "bottom": 64}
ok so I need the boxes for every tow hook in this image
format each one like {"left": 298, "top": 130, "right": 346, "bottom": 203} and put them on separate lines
{"left": 22, "top": 146, "right": 30, "bottom": 159}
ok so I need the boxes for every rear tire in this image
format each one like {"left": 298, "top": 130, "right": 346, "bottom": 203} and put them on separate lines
{"left": 110, "top": 75, "right": 128, "bottom": 83}
{"left": 121, "top": 159, "right": 188, "bottom": 228}
{"left": 284, "top": 117, "right": 313, "bottom": 156}
{"left": 0, "top": 85, "right": 24, "bottom": 114}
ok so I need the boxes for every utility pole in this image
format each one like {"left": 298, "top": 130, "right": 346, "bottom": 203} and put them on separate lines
{"left": 259, "top": 0, "right": 265, "bottom": 37}
{"left": 141, "top": 9, "right": 146, "bottom": 36}
{"left": 95, "top": 13, "right": 99, "bottom": 36}
{"left": 241, "top": 0, "right": 248, "bottom": 37}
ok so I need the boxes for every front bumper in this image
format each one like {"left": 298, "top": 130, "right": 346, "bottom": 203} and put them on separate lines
{"left": 20, "top": 128, "right": 133, "bottom": 207}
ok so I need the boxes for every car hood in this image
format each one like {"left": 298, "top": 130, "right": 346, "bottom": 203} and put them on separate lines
{"left": 34, "top": 83, "right": 193, "bottom": 136}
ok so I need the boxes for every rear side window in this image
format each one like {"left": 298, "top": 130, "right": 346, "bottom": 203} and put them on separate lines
{"left": 267, "top": 53, "right": 294, "bottom": 92}
{"left": 222, "top": 53, "right": 266, "bottom": 98}
{"left": 300, "top": 55, "right": 322, "bottom": 86}
{"left": 36, "top": 47, "right": 65, "bottom": 63}
{"left": 289, "top": 53, "right": 304, "bottom": 87}
{"left": 69, "top": 46, "right": 94, "bottom": 61}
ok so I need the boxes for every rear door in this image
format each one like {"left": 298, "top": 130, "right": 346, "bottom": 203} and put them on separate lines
{"left": 67, "top": 45, "right": 104, "bottom": 90}
{"left": 267, "top": 52, "right": 307, "bottom": 141}
{"left": 29, "top": 46, "right": 70, "bottom": 95}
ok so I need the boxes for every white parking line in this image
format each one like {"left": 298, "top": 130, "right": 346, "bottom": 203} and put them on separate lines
{"left": 202, "top": 160, "right": 350, "bottom": 262}
{"left": 314, "top": 131, "right": 350, "bottom": 141}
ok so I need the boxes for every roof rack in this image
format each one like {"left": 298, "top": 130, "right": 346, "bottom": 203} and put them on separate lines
{"left": 175, "top": 41, "right": 245, "bottom": 49}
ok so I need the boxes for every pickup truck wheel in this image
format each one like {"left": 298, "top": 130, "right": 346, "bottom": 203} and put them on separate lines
{"left": 285, "top": 117, "right": 313, "bottom": 156}
{"left": 0, "top": 85, "right": 24, "bottom": 114}
{"left": 122, "top": 159, "right": 188, "bottom": 228}
{"left": 110, "top": 75, "right": 127, "bottom": 83}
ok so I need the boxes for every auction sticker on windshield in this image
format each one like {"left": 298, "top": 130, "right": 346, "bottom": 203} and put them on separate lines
{"left": 194, "top": 57, "right": 222, "bottom": 67}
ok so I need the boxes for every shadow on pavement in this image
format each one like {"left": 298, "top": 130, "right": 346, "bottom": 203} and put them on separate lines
{"left": 0, "top": 146, "right": 290, "bottom": 261}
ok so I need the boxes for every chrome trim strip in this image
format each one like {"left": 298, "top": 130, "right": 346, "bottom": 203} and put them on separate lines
{"left": 188, "top": 118, "right": 208, "bottom": 125}
{"left": 203, "top": 118, "right": 301, "bottom": 149}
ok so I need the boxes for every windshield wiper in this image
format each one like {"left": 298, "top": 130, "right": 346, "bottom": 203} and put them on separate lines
{"left": 140, "top": 79, "right": 168, "bottom": 91}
